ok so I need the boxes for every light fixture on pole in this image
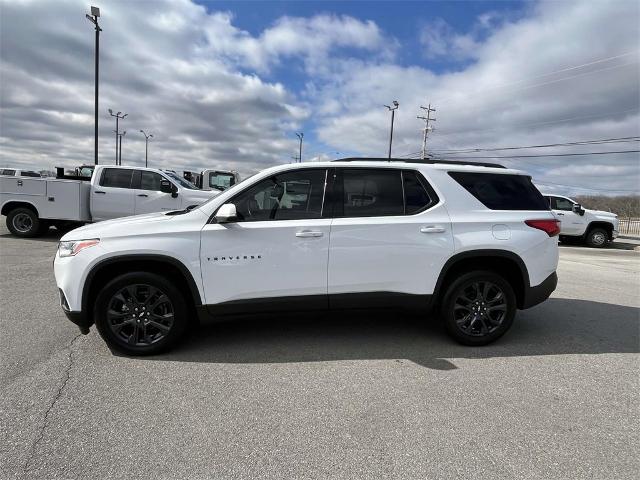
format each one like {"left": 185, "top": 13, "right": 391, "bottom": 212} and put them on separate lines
{"left": 109, "top": 110, "right": 127, "bottom": 165}
{"left": 295, "top": 132, "right": 304, "bottom": 163}
{"left": 140, "top": 130, "right": 153, "bottom": 168}
{"left": 384, "top": 100, "right": 399, "bottom": 159}
{"left": 85, "top": 6, "right": 101, "bottom": 165}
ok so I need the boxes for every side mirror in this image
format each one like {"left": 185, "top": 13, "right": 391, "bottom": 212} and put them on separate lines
{"left": 160, "top": 180, "right": 179, "bottom": 198}
{"left": 160, "top": 179, "right": 172, "bottom": 194}
{"left": 572, "top": 203, "right": 585, "bottom": 216}
{"left": 215, "top": 203, "right": 237, "bottom": 223}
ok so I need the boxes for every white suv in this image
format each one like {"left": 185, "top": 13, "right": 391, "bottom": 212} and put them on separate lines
{"left": 54, "top": 159, "right": 559, "bottom": 355}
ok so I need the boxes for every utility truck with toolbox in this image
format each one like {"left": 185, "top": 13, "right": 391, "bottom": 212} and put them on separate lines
{"left": 54, "top": 158, "right": 559, "bottom": 355}
{"left": 542, "top": 194, "right": 619, "bottom": 247}
{"left": 1, "top": 165, "right": 218, "bottom": 237}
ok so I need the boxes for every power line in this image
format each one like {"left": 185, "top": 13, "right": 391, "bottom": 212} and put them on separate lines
{"left": 395, "top": 107, "right": 640, "bottom": 157}
{"left": 429, "top": 136, "right": 640, "bottom": 154}
{"left": 438, "top": 51, "right": 639, "bottom": 106}
{"left": 533, "top": 179, "right": 638, "bottom": 193}
{"left": 427, "top": 149, "right": 640, "bottom": 160}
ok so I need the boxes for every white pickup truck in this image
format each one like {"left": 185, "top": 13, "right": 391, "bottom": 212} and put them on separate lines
{"left": 542, "top": 194, "right": 619, "bottom": 247}
{"left": 0, "top": 165, "right": 218, "bottom": 237}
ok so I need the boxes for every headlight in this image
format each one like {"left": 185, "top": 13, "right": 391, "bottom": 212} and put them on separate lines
{"left": 58, "top": 239, "right": 100, "bottom": 257}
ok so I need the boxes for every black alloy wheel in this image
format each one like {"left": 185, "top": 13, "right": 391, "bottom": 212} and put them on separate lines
{"left": 452, "top": 281, "right": 507, "bottom": 336}
{"left": 441, "top": 271, "right": 516, "bottom": 346}
{"left": 106, "top": 284, "right": 175, "bottom": 347}
{"left": 95, "top": 272, "right": 188, "bottom": 355}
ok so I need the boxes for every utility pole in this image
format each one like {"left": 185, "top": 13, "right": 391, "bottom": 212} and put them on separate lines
{"left": 140, "top": 130, "right": 153, "bottom": 167}
{"left": 85, "top": 6, "right": 101, "bottom": 165}
{"left": 417, "top": 103, "right": 436, "bottom": 159}
{"left": 117, "top": 131, "right": 126, "bottom": 165}
{"left": 296, "top": 132, "right": 304, "bottom": 163}
{"left": 384, "top": 101, "right": 399, "bottom": 159}
{"left": 109, "top": 110, "right": 127, "bottom": 164}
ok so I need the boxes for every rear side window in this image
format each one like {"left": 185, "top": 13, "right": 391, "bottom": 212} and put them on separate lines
{"left": 342, "top": 169, "right": 404, "bottom": 217}
{"left": 449, "top": 172, "right": 549, "bottom": 210}
{"left": 101, "top": 168, "right": 134, "bottom": 189}
{"left": 403, "top": 170, "right": 436, "bottom": 214}
{"left": 1, "top": 169, "right": 16, "bottom": 176}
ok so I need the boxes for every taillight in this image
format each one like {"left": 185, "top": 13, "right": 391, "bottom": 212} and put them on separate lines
{"left": 525, "top": 219, "right": 560, "bottom": 237}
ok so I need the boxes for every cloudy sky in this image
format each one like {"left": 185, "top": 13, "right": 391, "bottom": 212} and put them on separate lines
{"left": 1, "top": 0, "right": 638, "bottom": 195}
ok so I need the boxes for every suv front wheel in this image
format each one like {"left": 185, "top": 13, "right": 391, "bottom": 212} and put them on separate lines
{"left": 95, "top": 272, "right": 188, "bottom": 355}
{"left": 440, "top": 271, "right": 516, "bottom": 346}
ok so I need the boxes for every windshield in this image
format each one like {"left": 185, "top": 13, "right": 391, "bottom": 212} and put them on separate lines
{"left": 209, "top": 172, "right": 235, "bottom": 190}
{"left": 164, "top": 171, "right": 198, "bottom": 189}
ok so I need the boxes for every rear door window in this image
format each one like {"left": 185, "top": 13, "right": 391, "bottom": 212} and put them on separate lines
{"left": 339, "top": 168, "right": 404, "bottom": 217}
{"left": 449, "top": 172, "right": 549, "bottom": 210}
{"left": 100, "top": 168, "right": 134, "bottom": 189}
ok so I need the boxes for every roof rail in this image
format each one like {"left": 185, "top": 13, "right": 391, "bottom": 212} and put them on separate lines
{"left": 333, "top": 157, "right": 506, "bottom": 169}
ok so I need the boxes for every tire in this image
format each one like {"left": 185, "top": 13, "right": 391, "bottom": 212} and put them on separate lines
{"left": 585, "top": 228, "right": 608, "bottom": 248}
{"left": 6, "top": 207, "right": 42, "bottom": 238}
{"left": 94, "top": 272, "right": 189, "bottom": 355}
{"left": 440, "top": 270, "right": 517, "bottom": 346}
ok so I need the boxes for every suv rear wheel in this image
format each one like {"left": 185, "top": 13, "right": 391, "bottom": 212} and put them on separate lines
{"left": 440, "top": 271, "right": 516, "bottom": 346}
{"left": 95, "top": 272, "right": 188, "bottom": 355}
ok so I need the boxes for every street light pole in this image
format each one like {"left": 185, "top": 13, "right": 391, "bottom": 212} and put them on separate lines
{"left": 296, "top": 132, "right": 304, "bottom": 163}
{"left": 384, "top": 101, "right": 399, "bottom": 159}
{"left": 86, "top": 6, "right": 101, "bottom": 165}
{"left": 118, "top": 131, "right": 126, "bottom": 165}
{"left": 140, "top": 130, "right": 153, "bottom": 168}
{"left": 109, "top": 110, "right": 127, "bottom": 164}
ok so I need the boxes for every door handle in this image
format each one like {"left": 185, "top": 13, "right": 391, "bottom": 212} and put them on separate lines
{"left": 556, "top": 213, "right": 564, "bottom": 216}
{"left": 16, "top": 180, "right": 23, "bottom": 186}
{"left": 137, "top": 193, "right": 148, "bottom": 197}
{"left": 94, "top": 190, "right": 106, "bottom": 194}
{"left": 295, "top": 230, "right": 323, "bottom": 238}
{"left": 420, "top": 226, "right": 445, "bottom": 233}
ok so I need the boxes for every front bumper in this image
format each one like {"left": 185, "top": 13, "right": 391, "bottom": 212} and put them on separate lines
{"left": 612, "top": 229, "right": 619, "bottom": 240}
{"left": 521, "top": 272, "right": 557, "bottom": 309}
{"left": 62, "top": 309, "right": 91, "bottom": 334}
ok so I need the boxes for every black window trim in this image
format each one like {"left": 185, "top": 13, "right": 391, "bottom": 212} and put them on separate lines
{"left": 209, "top": 167, "right": 332, "bottom": 224}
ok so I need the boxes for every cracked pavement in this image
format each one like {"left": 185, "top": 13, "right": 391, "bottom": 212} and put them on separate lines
{"left": 1, "top": 224, "right": 639, "bottom": 479}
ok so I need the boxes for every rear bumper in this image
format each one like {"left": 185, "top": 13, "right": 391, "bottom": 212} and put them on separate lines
{"left": 521, "top": 272, "right": 557, "bottom": 309}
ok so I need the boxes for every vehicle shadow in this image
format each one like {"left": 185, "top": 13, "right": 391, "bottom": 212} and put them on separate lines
{"left": 142, "top": 298, "right": 639, "bottom": 370}
{"left": 0, "top": 227, "right": 63, "bottom": 243}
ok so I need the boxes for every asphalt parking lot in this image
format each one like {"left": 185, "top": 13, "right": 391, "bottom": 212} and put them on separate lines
{"left": 1, "top": 224, "right": 638, "bottom": 480}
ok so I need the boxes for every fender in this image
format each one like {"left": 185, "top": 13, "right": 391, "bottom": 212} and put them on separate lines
{"left": 584, "top": 221, "right": 614, "bottom": 239}
{"left": 432, "top": 249, "right": 530, "bottom": 299}
{"left": 1, "top": 199, "right": 40, "bottom": 217}
{"left": 81, "top": 254, "right": 203, "bottom": 315}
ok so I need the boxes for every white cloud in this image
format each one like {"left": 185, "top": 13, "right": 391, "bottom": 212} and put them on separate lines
{"left": 0, "top": 0, "right": 388, "bottom": 176}
{"left": 0, "top": 0, "right": 638, "bottom": 195}
{"left": 313, "top": 0, "right": 640, "bottom": 195}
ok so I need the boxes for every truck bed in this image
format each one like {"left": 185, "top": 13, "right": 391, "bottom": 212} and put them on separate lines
{"left": 0, "top": 176, "right": 91, "bottom": 221}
